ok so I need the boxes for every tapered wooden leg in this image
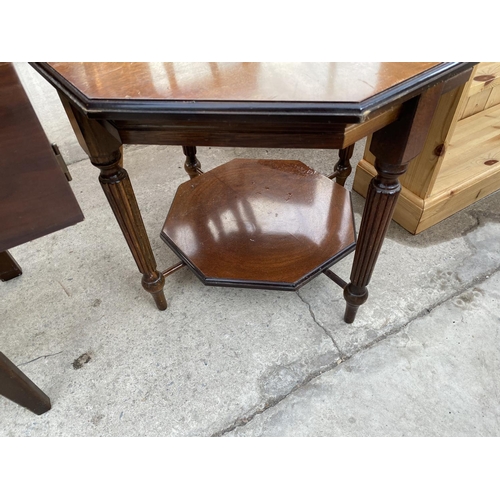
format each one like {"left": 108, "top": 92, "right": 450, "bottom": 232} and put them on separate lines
{"left": 59, "top": 95, "right": 167, "bottom": 310}
{"left": 0, "top": 352, "right": 51, "bottom": 415}
{"left": 96, "top": 154, "right": 167, "bottom": 310}
{"left": 331, "top": 144, "right": 355, "bottom": 186}
{"left": 343, "top": 160, "right": 407, "bottom": 322}
{"left": 343, "top": 85, "right": 444, "bottom": 323}
{"left": 0, "top": 251, "right": 22, "bottom": 281}
{"left": 182, "top": 145, "right": 203, "bottom": 179}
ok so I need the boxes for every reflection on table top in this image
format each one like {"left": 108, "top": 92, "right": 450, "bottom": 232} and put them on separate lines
{"left": 161, "top": 159, "right": 356, "bottom": 287}
{"left": 48, "top": 62, "right": 439, "bottom": 103}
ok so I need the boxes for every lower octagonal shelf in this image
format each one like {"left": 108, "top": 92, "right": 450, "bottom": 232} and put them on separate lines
{"left": 161, "top": 158, "right": 356, "bottom": 290}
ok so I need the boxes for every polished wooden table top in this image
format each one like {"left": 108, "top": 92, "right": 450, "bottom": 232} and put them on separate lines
{"left": 46, "top": 62, "right": 439, "bottom": 103}
{"left": 33, "top": 62, "right": 471, "bottom": 123}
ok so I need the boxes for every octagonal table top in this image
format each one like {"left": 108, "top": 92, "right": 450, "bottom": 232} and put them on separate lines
{"left": 30, "top": 62, "right": 474, "bottom": 123}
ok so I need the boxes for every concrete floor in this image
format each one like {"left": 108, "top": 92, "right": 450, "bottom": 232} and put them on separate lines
{"left": 1, "top": 63, "right": 499, "bottom": 436}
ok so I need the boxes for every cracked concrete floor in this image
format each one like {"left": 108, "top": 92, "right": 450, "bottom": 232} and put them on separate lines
{"left": 1, "top": 63, "right": 499, "bottom": 436}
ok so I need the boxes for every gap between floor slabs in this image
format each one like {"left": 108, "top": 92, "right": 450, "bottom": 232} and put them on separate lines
{"left": 213, "top": 264, "right": 500, "bottom": 436}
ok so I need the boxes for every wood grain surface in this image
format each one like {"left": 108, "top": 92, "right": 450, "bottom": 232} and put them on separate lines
{"left": 0, "top": 63, "right": 83, "bottom": 252}
{"left": 161, "top": 159, "right": 355, "bottom": 289}
{"left": 47, "top": 62, "right": 439, "bottom": 103}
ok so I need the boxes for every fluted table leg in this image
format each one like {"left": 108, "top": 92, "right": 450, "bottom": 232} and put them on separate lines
{"left": 343, "top": 84, "right": 443, "bottom": 322}
{"left": 60, "top": 96, "right": 167, "bottom": 310}
{"left": 344, "top": 160, "right": 407, "bottom": 322}
{"left": 97, "top": 155, "right": 167, "bottom": 310}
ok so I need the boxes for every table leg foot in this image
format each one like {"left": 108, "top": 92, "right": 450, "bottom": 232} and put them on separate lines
{"left": 142, "top": 271, "right": 167, "bottom": 310}
{"left": 97, "top": 151, "right": 167, "bottom": 310}
{"left": 343, "top": 284, "right": 369, "bottom": 323}
{"left": 182, "top": 146, "right": 203, "bottom": 178}
{"left": 343, "top": 88, "right": 443, "bottom": 322}
{"left": 343, "top": 159, "right": 405, "bottom": 322}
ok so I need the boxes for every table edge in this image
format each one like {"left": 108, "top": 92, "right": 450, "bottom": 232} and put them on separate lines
{"left": 29, "top": 62, "right": 477, "bottom": 124}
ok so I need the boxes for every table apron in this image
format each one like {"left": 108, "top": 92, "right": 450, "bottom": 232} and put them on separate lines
{"left": 117, "top": 128, "right": 345, "bottom": 149}
{"left": 112, "top": 106, "right": 401, "bottom": 150}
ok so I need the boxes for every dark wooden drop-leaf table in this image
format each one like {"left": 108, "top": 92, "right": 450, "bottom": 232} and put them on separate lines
{"left": 30, "top": 62, "right": 475, "bottom": 322}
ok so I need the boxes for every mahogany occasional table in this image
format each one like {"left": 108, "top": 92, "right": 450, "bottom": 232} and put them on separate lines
{"left": 31, "top": 62, "right": 475, "bottom": 323}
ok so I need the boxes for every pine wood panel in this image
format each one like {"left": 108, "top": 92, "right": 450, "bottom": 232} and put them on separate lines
{"left": 419, "top": 169, "right": 500, "bottom": 232}
{"left": 461, "top": 88, "right": 492, "bottom": 118}
{"left": 432, "top": 102, "right": 500, "bottom": 195}
{"left": 468, "top": 62, "right": 500, "bottom": 96}
{"left": 398, "top": 84, "right": 465, "bottom": 198}
{"left": 453, "top": 102, "right": 500, "bottom": 142}
{"left": 485, "top": 85, "right": 500, "bottom": 108}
